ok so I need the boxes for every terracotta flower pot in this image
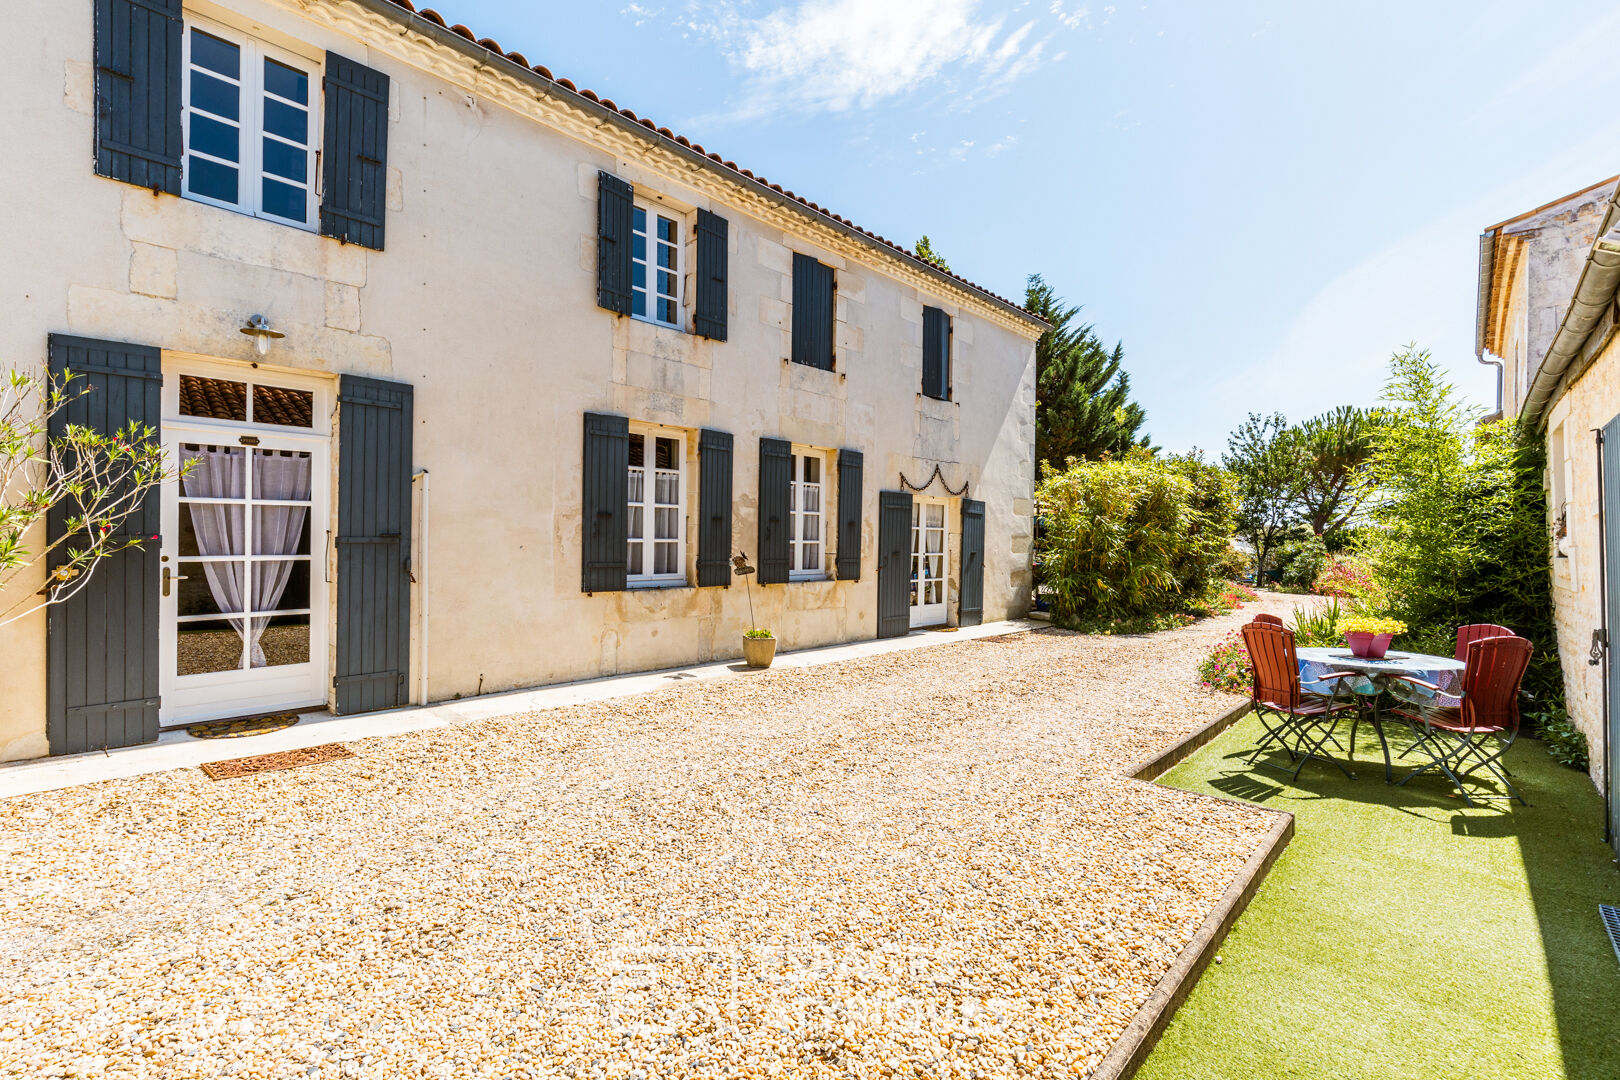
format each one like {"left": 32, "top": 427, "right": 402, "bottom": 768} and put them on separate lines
{"left": 742, "top": 635, "right": 776, "bottom": 668}
{"left": 1345, "top": 632, "right": 1394, "bottom": 659}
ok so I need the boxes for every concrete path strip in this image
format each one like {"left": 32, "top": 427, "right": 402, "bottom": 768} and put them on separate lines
{"left": 0, "top": 619, "right": 1038, "bottom": 799}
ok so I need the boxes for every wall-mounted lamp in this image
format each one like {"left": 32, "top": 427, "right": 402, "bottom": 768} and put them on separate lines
{"left": 1595, "top": 225, "right": 1620, "bottom": 256}
{"left": 239, "top": 314, "right": 285, "bottom": 357}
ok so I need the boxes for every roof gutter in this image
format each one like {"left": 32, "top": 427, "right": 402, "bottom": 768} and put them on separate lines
{"left": 345, "top": 0, "right": 1049, "bottom": 333}
{"left": 1474, "top": 229, "right": 1503, "bottom": 423}
{"left": 1523, "top": 183, "right": 1620, "bottom": 430}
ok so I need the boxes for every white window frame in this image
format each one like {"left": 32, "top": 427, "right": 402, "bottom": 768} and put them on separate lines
{"left": 631, "top": 201, "right": 683, "bottom": 329}
{"left": 789, "top": 447, "right": 828, "bottom": 581}
{"left": 627, "top": 425, "right": 687, "bottom": 587}
{"left": 182, "top": 17, "right": 319, "bottom": 231}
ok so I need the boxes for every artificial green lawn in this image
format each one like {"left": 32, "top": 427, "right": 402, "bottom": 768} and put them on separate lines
{"left": 1137, "top": 713, "right": 1620, "bottom": 1080}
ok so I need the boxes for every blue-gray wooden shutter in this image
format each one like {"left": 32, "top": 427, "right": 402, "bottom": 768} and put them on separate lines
{"left": 959, "top": 498, "right": 985, "bottom": 626}
{"left": 697, "top": 428, "right": 733, "bottom": 587}
{"left": 46, "top": 334, "right": 162, "bottom": 755}
{"left": 694, "top": 209, "right": 729, "bottom": 340}
{"left": 835, "top": 449, "right": 862, "bottom": 581}
{"left": 791, "top": 253, "right": 835, "bottom": 370}
{"left": 320, "top": 52, "right": 390, "bottom": 251}
{"left": 334, "top": 375, "right": 413, "bottom": 713}
{"left": 582, "top": 412, "right": 629, "bottom": 593}
{"left": 923, "top": 306, "right": 951, "bottom": 400}
{"left": 93, "top": 0, "right": 183, "bottom": 193}
{"left": 876, "top": 490, "right": 913, "bottom": 639}
{"left": 757, "top": 437, "right": 792, "bottom": 584}
{"left": 597, "top": 173, "right": 634, "bottom": 315}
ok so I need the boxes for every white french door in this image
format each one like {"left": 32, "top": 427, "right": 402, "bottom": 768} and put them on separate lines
{"left": 158, "top": 361, "right": 331, "bottom": 726}
{"left": 910, "top": 498, "right": 948, "bottom": 628}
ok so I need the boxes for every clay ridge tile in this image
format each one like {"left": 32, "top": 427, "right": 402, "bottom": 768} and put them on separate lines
{"left": 379, "top": 0, "right": 1044, "bottom": 320}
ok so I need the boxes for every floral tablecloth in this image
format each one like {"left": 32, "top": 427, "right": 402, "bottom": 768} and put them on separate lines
{"left": 1295, "top": 646, "right": 1466, "bottom": 707}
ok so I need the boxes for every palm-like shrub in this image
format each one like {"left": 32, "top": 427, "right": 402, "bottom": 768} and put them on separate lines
{"left": 1036, "top": 449, "right": 1237, "bottom": 623}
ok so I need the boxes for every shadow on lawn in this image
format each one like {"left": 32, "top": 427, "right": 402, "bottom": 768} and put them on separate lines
{"left": 1209, "top": 722, "right": 1620, "bottom": 1079}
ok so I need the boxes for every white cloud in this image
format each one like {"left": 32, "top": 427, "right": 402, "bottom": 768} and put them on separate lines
{"left": 687, "top": 0, "right": 1054, "bottom": 118}
{"left": 620, "top": 3, "right": 663, "bottom": 27}
{"left": 983, "top": 133, "right": 1018, "bottom": 157}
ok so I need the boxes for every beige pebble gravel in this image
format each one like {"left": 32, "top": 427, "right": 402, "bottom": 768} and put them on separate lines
{"left": 0, "top": 598, "right": 1311, "bottom": 1079}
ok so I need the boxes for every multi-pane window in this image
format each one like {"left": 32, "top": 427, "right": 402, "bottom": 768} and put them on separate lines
{"left": 789, "top": 450, "right": 826, "bottom": 580}
{"left": 632, "top": 205, "right": 681, "bottom": 327}
{"left": 628, "top": 428, "right": 684, "bottom": 585}
{"left": 183, "top": 22, "right": 316, "bottom": 228}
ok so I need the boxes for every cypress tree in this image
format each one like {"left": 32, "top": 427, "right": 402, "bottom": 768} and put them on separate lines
{"left": 1026, "top": 274, "right": 1150, "bottom": 469}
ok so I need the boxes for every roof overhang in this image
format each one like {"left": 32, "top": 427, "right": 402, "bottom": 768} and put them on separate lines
{"left": 341, "top": 0, "right": 1049, "bottom": 337}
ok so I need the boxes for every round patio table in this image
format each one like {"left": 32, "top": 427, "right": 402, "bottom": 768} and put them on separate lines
{"left": 1295, "top": 646, "right": 1466, "bottom": 782}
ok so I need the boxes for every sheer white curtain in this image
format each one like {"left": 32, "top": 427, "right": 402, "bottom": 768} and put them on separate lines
{"left": 182, "top": 446, "right": 311, "bottom": 668}
{"left": 249, "top": 451, "right": 311, "bottom": 666}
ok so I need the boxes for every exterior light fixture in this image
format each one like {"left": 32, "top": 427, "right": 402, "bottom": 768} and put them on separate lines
{"left": 239, "top": 314, "right": 285, "bottom": 357}
{"left": 1595, "top": 225, "right": 1620, "bottom": 256}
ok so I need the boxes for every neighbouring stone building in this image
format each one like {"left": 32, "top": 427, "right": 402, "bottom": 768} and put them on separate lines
{"left": 1476, "top": 174, "right": 1620, "bottom": 851}
{"left": 0, "top": 0, "right": 1046, "bottom": 762}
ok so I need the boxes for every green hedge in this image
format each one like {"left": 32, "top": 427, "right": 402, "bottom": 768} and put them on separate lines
{"left": 1036, "top": 449, "right": 1238, "bottom": 623}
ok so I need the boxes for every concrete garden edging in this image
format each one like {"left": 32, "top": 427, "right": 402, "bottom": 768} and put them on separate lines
{"left": 1093, "top": 700, "right": 1295, "bottom": 1080}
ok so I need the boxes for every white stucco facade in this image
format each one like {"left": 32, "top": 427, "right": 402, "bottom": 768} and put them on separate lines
{"left": 0, "top": 0, "right": 1044, "bottom": 761}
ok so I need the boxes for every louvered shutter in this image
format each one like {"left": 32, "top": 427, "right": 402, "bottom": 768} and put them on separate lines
{"left": 959, "top": 499, "right": 985, "bottom": 626}
{"left": 334, "top": 376, "right": 413, "bottom": 713}
{"left": 923, "top": 306, "right": 951, "bottom": 400}
{"left": 694, "top": 209, "right": 729, "bottom": 340}
{"left": 697, "top": 429, "right": 733, "bottom": 587}
{"left": 320, "top": 52, "right": 390, "bottom": 251}
{"left": 791, "top": 253, "right": 835, "bottom": 370}
{"left": 835, "top": 450, "right": 863, "bottom": 581}
{"left": 757, "top": 437, "right": 792, "bottom": 584}
{"left": 46, "top": 335, "right": 163, "bottom": 755}
{"left": 876, "top": 491, "right": 913, "bottom": 639}
{"left": 582, "top": 412, "right": 629, "bottom": 593}
{"left": 93, "top": 0, "right": 183, "bottom": 193}
{"left": 597, "top": 173, "right": 633, "bottom": 315}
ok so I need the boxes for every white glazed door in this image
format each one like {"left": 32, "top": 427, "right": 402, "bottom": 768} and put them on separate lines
{"left": 910, "top": 498, "right": 948, "bottom": 628}
{"left": 158, "top": 365, "right": 330, "bottom": 726}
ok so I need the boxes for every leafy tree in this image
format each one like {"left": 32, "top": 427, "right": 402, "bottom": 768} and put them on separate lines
{"left": 1357, "top": 345, "right": 1559, "bottom": 702}
{"left": 1026, "top": 274, "right": 1150, "bottom": 468}
{"left": 913, "top": 235, "right": 950, "bottom": 272}
{"left": 1223, "top": 411, "right": 1306, "bottom": 583}
{"left": 1294, "top": 405, "right": 1376, "bottom": 542}
{"left": 1, "top": 365, "right": 182, "bottom": 627}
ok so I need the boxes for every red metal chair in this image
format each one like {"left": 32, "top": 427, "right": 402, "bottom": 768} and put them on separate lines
{"left": 1389, "top": 635, "right": 1533, "bottom": 805}
{"left": 1454, "top": 623, "right": 1514, "bottom": 662}
{"left": 1241, "top": 621, "right": 1360, "bottom": 780}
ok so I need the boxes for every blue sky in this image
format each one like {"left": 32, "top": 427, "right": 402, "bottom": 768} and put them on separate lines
{"left": 446, "top": 0, "right": 1620, "bottom": 452}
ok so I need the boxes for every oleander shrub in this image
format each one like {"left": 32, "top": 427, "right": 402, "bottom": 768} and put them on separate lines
{"left": 1313, "top": 554, "right": 1380, "bottom": 605}
{"left": 1035, "top": 449, "right": 1238, "bottom": 625}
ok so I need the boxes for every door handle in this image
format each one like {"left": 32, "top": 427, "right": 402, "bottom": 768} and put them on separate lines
{"left": 162, "top": 567, "right": 190, "bottom": 597}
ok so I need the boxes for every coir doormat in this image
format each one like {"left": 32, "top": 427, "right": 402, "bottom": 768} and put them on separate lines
{"left": 186, "top": 713, "right": 300, "bottom": 739}
{"left": 200, "top": 743, "right": 354, "bottom": 781}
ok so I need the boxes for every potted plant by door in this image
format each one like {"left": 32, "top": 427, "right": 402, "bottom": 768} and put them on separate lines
{"left": 732, "top": 552, "right": 777, "bottom": 669}
{"left": 743, "top": 627, "right": 777, "bottom": 668}
{"left": 1342, "top": 615, "right": 1406, "bottom": 659}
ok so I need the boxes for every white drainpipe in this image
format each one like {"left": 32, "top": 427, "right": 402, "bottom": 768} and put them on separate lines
{"left": 413, "top": 468, "right": 430, "bottom": 706}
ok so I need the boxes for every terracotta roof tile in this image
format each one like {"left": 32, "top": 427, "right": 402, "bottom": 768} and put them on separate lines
{"left": 374, "top": 0, "right": 1042, "bottom": 324}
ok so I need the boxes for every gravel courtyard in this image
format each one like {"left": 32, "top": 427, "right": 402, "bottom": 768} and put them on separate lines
{"left": 0, "top": 600, "right": 1306, "bottom": 1079}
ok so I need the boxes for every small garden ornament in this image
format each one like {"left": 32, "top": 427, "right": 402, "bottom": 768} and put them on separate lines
{"left": 732, "top": 552, "right": 776, "bottom": 668}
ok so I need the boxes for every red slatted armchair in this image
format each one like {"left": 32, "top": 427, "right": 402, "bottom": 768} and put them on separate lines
{"left": 1455, "top": 623, "right": 1514, "bottom": 662}
{"left": 1252, "top": 613, "right": 1285, "bottom": 628}
{"left": 1389, "top": 635, "right": 1533, "bottom": 805}
{"left": 1242, "top": 621, "right": 1360, "bottom": 780}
